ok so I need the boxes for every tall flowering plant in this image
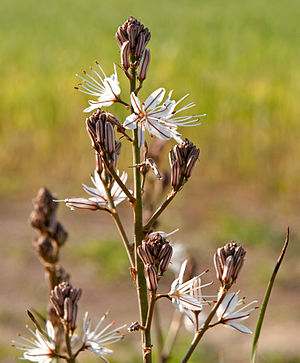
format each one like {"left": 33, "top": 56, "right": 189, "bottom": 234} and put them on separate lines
{"left": 13, "top": 16, "right": 289, "bottom": 363}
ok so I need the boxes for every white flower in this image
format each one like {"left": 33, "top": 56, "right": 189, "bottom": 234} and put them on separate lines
{"left": 168, "top": 260, "right": 213, "bottom": 316}
{"left": 57, "top": 170, "right": 129, "bottom": 211}
{"left": 12, "top": 321, "right": 56, "bottom": 363}
{"left": 216, "top": 292, "right": 258, "bottom": 334}
{"left": 82, "top": 312, "right": 125, "bottom": 362}
{"left": 169, "top": 243, "right": 187, "bottom": 275}
{"left": 76, "top": 62, "right": 121, "bottom": 113}
{"left": 123, "top": 88, "right": 205, "bottom": 147}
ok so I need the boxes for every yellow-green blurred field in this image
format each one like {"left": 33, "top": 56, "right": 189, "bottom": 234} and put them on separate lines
{"left": 1, "top": 0, "right": 300, "bottom": 362}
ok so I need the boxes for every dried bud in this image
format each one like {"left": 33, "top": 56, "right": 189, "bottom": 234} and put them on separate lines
{"left": 51, "top": 222, "right": 68, "bottom": 247}
{"left": 128, "top": 321, "right": 145, "bottom": 332}
{"left": 169, "top": 139, "right": 200, "bottom": 190}
{"left": 50, "top": 282, "right": 82, "bottom": 329}
{"left": 29, "top": 209, "right": 48, "bottom": 232}
{"left": 139, "top": 233, "right": 173, "bottom": 275}
{"left": 32, "top": 188, "right": 57, "bottom": 219}
{"left": 33, "top": 236, "right": 55, "bottom": 263}
{"left": 116, "top": 17, "right": 151, "bottom": 61}
{"left": 137, "top": 49, "right": 150, "bottom": 81}
{"left": 144, "top": 264, "right": 158, "bottom": 291}
{"left": 214, "top": 242, "right": 246, "bottom": 287}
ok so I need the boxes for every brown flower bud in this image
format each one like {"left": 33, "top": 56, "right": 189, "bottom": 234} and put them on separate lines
{"left": 137, "top": 49, "right": 150, "bottom": 81}
{"left": 121, "top": 41, "right": 130, "bottom": 71}
{"left": 169, "top": 139, "right": 200, "bottom": 190}
{"left": 214, "top": 242, "right": 246, "bottom": 287}
{"left": 50, "top": 282, "right": 82, "bottom": 329}
{"left": 116, "top": 17, "right": 151, "bottom": 61}
{"left": 139, "top": 233, "right": 173, "bottom": 275}
{"left": 32, "top": 188, "right": 57, "bottom": 219}
{"left": 144, "top": 264, "right": 158, "bottom": 291}
{"left": 29, "top": 209, "right": 48, "bottom": 232}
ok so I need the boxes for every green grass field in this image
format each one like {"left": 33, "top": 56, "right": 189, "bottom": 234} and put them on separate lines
{"left": 0, "top": 0, "right": 299, "bottom": 197}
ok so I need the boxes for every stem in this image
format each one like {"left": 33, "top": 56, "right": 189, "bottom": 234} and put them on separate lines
{"left": 101, "top": 174, "right": 135, "bottom": 268}
{"left": 181, "top": 287, "right": 227, "bottom": 363}
{"left": 145, "top": 292, "right": 156, "bottom": 332}
{"left": 130, "top": 66, "right": 150, "bottom": 362}
{"left": 65, "top": 327, "right": 75, "bottom": 363}
{"left": 102, "top": 155, "right": 135, "bottom": 204}
{"left": 251, "top": 228, "right": 289, "bottom": 363}
{"left": 143, "top": 191, "right": 177, "bottom": 232}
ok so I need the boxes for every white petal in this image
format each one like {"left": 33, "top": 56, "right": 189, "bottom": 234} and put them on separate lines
{"left": 217, "top": 292, "right": 238, "bottom": 318}
{"left": 226, "top": 322, "right": 252, "bottom": 334}
{"left": 144, "top": 88, "right": 165, "bottom": 111}
{"left": 123, "top": 113, "right": 138, "bottom": 129}
{"left": 130, "top": 93, "right": 142, "bottom": 114}
{"left": 178, "top": 260, "right": 188, "bottom": 284}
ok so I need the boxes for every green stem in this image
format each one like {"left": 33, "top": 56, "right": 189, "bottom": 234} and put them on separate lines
{"left": 130, "top": 66, "right": 150, "bottom": 363}
{"left": 181, "top": 287, "right": 227, "bottom": 363}
{"left": 102, "top": 154, "right": 135, "bottom": 204}
{"left": 65, "top": 327, "right": 75, "bottom": 363}
{"left": 251, "top": 228, "right": 290, "bottom": 363}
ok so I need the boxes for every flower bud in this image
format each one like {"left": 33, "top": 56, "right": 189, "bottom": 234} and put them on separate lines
{"left": 214, "top": 242, "right": 246, "bottom": 287}
{"left": 139, "top": 232, "right": 173, "bottom": 275}
{"left": 169, "top": 139, "right": 200, "bottom": 190}
{"left": 51, "top": 222, "right": 68, "bottom": 247}
{"left": 50, "top": 282, "right": 82, "bottom": 329}
{"left": 121, "top": 41, "right": 130, "bottom": 71}
{"left": 116, "top": 17, "right": 151, "bottom": 61}
{"left": 144, "top": 264, "right": 158, "bottom": 291}
{"left": 137, "top": 49, "right": 150, "bottom": 82}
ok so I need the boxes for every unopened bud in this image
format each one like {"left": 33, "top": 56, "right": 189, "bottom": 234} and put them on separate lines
{"left": 137, "top": 48, "right": 150, "bottom": 81}
{"left": 116, "top": 17, "right": 151, "bottom": 61}
{"left": 169, "top": 139, "right": 200, "bottom": 190}
{"left": 121, "top": 41, "right": 130, "bottom": 71}
{"left": 214, "top": 242, "right": 246, "bottom": 287}
{"left": 64, "top": 198, "right": 99, "bottom": 211}
{"left": 145, "top": 264, "right": 158, "bottom": 291}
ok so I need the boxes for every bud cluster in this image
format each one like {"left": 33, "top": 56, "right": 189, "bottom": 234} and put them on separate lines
{"left": 86, "top": 109, "right": 123, "bottom": 171}
{"left": 138, "top": 233, "right": 173, "bottom": 291}
{"left": 116, "top": 17, "right": 151, "bottom": 80}
{"left": 169, "top": 139, "right": 200, "bottom": 190}
{"left": 30, "top": 188, "right": 68, "bottom": 264}
{"left": 214, "top": 242, "right": 246, "bottom": 287}
{"left": 50, "top": 282, "right": 82, "bottom": 331}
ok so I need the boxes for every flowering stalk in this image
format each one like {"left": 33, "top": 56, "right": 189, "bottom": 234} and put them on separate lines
{"left": 130, "top": 66, "right": 150, "bottom": 362}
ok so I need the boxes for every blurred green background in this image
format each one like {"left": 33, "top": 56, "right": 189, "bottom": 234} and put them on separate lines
{"left": 1, "top": 0, "right": 300, "bottom": 362}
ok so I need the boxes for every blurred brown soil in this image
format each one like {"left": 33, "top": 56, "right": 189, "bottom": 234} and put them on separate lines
{"left": 1, "top": 184, "right": 300, "bottom": 362}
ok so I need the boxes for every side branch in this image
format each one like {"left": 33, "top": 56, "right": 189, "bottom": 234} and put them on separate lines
{"left": 143, "top": 190, "right": 177, "bottom": 232}
{"left": 102, "top": 154, "right": 136, "bottom": 204}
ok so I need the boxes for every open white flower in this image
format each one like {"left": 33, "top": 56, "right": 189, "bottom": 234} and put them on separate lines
{"left": 168, "top": 260, "right": 213, "bottom": 316}
{"left": 76, "top": 62, "right": 121, "bottom": 113}
{"left": 12, "top": 321, "right": 56, "bottom": 363}
{"left": 82, "top": 312, "right": 125, "bottom": 362}
{"left": 123, "top": 88, "right": 205, "bottom": 147}
{"left": 216, "top": 292, "right": 257, "bottom": 334}
{"left": 57, "top": 170, "right": 129, "bottom": 211}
